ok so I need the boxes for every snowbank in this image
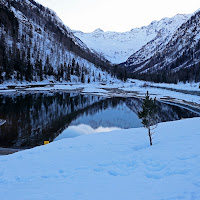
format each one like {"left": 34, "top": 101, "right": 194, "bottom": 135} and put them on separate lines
{"left": 0, "top": 117, "right": 200, "bottom": 200}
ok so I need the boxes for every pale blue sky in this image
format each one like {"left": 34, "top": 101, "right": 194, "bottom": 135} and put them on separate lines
{"left": 37, "top": 0, "right": 200, "bottom": 32}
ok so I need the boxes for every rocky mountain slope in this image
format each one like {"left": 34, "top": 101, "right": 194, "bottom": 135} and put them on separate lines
{"left": 73, "top": 14, "right": 190, "bottom": 64}
{"left": 0, "top": 0, "right": 115, "bottom": 84}
{"left": 1, "top": 0, "right": 199, "bottom": 84}
{"left": 124, "top": 10, "right": 200, "bottom": 83}
{"left": 74, "top": 11, "right": 200, "bottom": 83}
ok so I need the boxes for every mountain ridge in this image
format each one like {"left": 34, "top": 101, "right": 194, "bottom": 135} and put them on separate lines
{"left": 123, "top": 9, "right": 200, "bottom": 83}
{"left": 73, "top": 13, "right": 191, "bottom": 64}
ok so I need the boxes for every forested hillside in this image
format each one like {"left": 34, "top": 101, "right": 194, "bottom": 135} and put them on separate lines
{"left": 0, "top": 0, "right": 121, "bottom": 83}
{"left": 123, "top": 10, "right": 200, "bottom": 83}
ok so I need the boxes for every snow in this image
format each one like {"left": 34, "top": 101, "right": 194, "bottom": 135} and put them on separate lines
{"left": 145, "top": 80, "right": 200, "bottom": 91}
{"left": 0, "top": 2, "right": 199, "bottom": 198}
{"left": 0, "top": 120, "right": 6, "bottom": 126}
{"left": 0, "top": 116, "right": 200, "bottom": 199}
{"left": 73, "top": 14, "right": 190, "bottom": 64}
{"left": 3, "top": 0, "right": 113, "bottom": 86}
{"left": 0, "top": 77, "right": 200, "bottom": 200}
{"left": 125, "top": 14, "right": 192, "bottom": 68}
{"left": 126, "top": 9, "right": 200, "bottom": 74}
{"left": 0, "top": 79, "right": 200, "bottom": 107}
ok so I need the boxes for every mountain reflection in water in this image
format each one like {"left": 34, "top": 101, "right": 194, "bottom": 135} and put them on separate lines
{"left": 0, "top": 92, "right": 198, "bottom": 148}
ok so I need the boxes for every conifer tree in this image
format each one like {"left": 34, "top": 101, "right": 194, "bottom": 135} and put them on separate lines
{"left": 124, "top": 70, "right": 127, "bottom": 82}
{"left": 98, "top": 72, "right": 101, "bottom": 82}
{"left": 25, "top": 47, "right": 33, "bottom": 81}
{"left": 44, "top": 56, "right": 50, "bottom": 77}
{"left": 71, "top": 58, "right": 75, "bottom": 75}
{"left": 35, "top": 53, "right": 43, "bottom": 81}
{"left": 81, "top": 72, "right": 85, "bottom": 83}
{"left": 72, "top": 58, "right": 75, "bottom": 68}
{"left": 25, "top": 60, "right": 33, "bottom": 81}
{"left": 138, "top": 91, "right": 158, "bottom": 146}
{"left": 88, "top": 76, "right": 90, "bottom": 83}
{"left": 67, "top": 64, "right": 71, "bottom": 82}
{"left": 75, "top": 62, "right": 80, "bottom": 77}
{"left": 60, "top": 64, "right": 64, "bottom": 80}
{"left": 38, "top": 59, "right": 43, "bottom": 81}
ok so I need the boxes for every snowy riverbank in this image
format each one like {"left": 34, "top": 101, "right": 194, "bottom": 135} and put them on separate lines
{"left": 0, "top": 117, "right": 200, "bottom": 199}
{"left": 1, "top": 79, "right": 200, "bottom": 113}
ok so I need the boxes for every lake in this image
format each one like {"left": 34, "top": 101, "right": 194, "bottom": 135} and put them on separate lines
{"left": 0, "top": 92, "right": 199, "bottom": 148}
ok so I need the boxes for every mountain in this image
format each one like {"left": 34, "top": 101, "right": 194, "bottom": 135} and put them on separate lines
{"left": 1, "top": 0, "right": 199, "bottom": 84}
{"left": 73, "top": 14, "right": 190, "bottom": 64}
{"left": 123, "top": 10, "right": 200, "bottom": 83}
{"left": 0, "top": 0, "right": 115, "bottom": 84}
{"left": 74, "top": 12, "right": 200, "bottom": 83}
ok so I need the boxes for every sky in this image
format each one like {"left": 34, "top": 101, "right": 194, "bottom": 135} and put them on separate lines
{"left": 36, "top": 0, "right": 200, "bottom": 33}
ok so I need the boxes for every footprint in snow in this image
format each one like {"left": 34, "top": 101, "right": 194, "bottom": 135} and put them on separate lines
{"left": 177, "top": 154, "right": 198, "bottom": 160}
{"left": 145, "top": 173, "right": 163, "bottom": 179}
{"left": 143, "top": 159, "right": 166, "bottom": 172}
{"left": 58, "top": 169, "right": 64, "bottom": 174}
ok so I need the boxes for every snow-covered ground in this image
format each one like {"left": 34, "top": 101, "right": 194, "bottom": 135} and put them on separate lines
{"left": 0, "top": 78, "right": 200, "bottom": 199}
{"left": 1, "top": 79, "right": 199, "bottom": 107}
{"left": 135, "top": 79, "right": 200, "bottom": 91}
{"left": 0, "top": 117, "right": 200, "bottom": 200}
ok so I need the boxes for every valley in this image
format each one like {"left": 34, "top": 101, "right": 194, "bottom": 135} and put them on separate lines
{"left": 0, "top": 0, "right": 200, "bottom": 200}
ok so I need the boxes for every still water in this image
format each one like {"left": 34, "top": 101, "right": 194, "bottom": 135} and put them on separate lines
{"left": 0, "top": 92, "right": 198, "bottom": 148}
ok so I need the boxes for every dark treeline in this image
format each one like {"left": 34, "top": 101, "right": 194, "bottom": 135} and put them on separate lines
{"left": 0, "top": 31, "right": 92, "bottom": 83}
{"left": 126, "top": 41, "right": 200, "bottom": 83}
{"left": 131, "top": 63, "right": 200, "bottom": 84}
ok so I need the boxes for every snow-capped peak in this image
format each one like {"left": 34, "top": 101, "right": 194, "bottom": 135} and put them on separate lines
{"left": 93, "top": 28, "right": 104, "bottom": 33}
{"left": 73, "top": 13, "right": 191, "bottom": 64}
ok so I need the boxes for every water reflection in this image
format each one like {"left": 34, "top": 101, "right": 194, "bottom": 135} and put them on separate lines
{"left": 0, "top": 92, "right": 198, "bottom": 148}
{"left": 55, "top": 124, "right": 121, "bottom": 140}
{"left": 70, "top": 102, "right": 141, "bottom": 129}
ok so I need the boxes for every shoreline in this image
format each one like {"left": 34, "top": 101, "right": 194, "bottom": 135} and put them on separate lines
{"left": 1, "top": 82, "right": 199, "bottom": 114}
{"left": 0, "top": 148, "right": 23, "bottom": 156}
{"left": 0, "top": 80, "right": 200, "bottom": 156}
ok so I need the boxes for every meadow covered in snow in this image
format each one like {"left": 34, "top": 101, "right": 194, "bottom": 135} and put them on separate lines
{"left": 0, "top": 117, "right": 200, "bottom": 199}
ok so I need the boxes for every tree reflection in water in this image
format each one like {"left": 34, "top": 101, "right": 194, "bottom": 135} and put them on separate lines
{"left": 0, "top": 92, "right": 198, "bottom": 148}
